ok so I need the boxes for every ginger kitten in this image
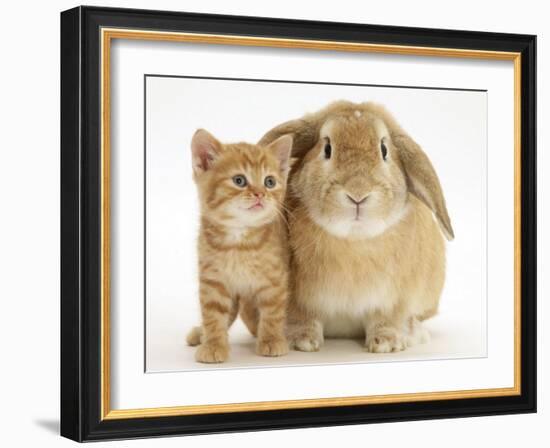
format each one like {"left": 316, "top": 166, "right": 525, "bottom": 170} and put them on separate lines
{"left": 186, "top": 129, "right": 293, "bottom": 363}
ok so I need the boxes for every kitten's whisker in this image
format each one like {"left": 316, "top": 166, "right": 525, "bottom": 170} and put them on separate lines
{"left": 278, "top": 202, "right": 295, "bottom": 220}
{"left": 274, "top": 207, "right": 290, "bottom": 229}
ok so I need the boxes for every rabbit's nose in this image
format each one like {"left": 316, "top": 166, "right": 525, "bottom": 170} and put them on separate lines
{"left": 346, "top": 194, "right": 368, "bottom": 205}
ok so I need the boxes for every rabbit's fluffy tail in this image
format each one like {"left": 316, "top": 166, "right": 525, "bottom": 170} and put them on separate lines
{"left": 404, "top": 317, "right": 431, "bottom": 347}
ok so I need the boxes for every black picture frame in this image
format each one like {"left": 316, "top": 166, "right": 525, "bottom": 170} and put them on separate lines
{"left": 61, "top": 5, "right": 536, "bottom": 442}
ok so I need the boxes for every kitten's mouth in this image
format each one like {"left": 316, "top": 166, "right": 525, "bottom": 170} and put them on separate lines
{"left": 248, "top": 201, "right": 264, "bottom": 211}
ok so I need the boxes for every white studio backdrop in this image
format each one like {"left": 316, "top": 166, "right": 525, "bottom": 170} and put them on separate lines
{"left": 110, "top": 38, "right": 514, "bottom": 410}
{"left": 2, "top": 1, "right": 547, "bottom": 447}
{"left": 145, "top": 76, "right": 488, "bottom": 373}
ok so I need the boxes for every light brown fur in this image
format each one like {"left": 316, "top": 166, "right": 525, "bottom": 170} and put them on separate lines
{"left": 186, "top": 129, "right": 292, "bottom": 363}
{"left": 259, "top": 101, "right": 453, "bottom": 353}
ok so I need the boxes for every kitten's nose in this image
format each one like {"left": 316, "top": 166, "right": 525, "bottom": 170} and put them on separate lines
{"left": 346, "top": 194, "right": 368, "bottom": 205}
{"left": 253, "top": 191, "right": 264, "bottom": 199}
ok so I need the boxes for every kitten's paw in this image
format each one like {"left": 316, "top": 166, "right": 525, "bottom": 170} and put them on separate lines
{"left": 186, "top": 326, "right": 203, "bottom": 346}
{"left": 365, "top": 332, "right": 408, "bottom": 353}
{"left": 256, "top": 337, "right": 289, "bottom": 357}
{"left": 195, "top": 343, "right": 229, "bottom": 363}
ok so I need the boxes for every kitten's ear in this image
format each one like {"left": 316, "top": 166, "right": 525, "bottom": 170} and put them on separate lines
{"left": 266, "top": 134, "right": 293, "bottom": 174}
{"left": 191, "top": 129, "right": 222, "bottom": 174}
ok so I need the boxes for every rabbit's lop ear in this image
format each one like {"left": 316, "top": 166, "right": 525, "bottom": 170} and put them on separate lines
{"left": 394, "top": 134, "right": 455, "bottom": 241}
{"left": 191, "top": 129, "right": 222, "bottom": 175}
{"left": 258, "top": 119, "right": 317, "bottom": 160}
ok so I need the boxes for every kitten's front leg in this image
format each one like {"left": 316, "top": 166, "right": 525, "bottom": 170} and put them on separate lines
{"left": 188, "top": 296, "right": 239, "bottom": 347}
{"left": 195, "top": 277, "right": 235, "bottom": 363}
{"left": 255, "top": 284, "right": 289, "bottom": 357}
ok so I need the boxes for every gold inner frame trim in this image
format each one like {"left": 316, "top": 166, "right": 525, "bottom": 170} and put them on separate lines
{"left": 100, "top": 27, "right": 522, "bottom": 421}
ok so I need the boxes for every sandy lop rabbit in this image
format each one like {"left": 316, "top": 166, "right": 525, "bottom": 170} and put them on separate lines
{"left": 258, "top": 101, "right": 454, "bottom": 353}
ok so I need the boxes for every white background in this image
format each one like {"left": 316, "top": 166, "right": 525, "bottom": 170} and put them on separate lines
{"left": 146, "top": 76, "right": 488, "bottom": 373}
{"left": 0, "top": 0, "right": 546, "bottom": 447}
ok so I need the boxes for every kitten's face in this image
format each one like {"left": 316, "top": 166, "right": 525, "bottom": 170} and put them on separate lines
{"left": 191, "top": 131, "right": 292, "bottom": 228}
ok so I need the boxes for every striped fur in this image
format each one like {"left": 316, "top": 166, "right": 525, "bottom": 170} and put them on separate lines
{"left": 186, "top": 130, "right": 292, "bottom": 363}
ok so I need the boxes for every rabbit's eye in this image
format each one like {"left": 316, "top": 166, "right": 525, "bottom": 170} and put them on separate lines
{"left": 232, "top": 174, "right": 247, "bottom": 187}
{"left": 380, "top": 141, "right": 388, "bottom": 161}
{"left": 324, "top": 138, "right": 332, "bottom": 159}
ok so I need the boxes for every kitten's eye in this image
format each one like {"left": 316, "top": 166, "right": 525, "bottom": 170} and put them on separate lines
{"left": 232, "top": 174, "right": 247, "bottom": 187}
{"left": 380, "top": 140, "right": 388, "bottom": 161}
{"left": 324, "top": 138, "right": 332, "bottom": 159}
{"left": 264, "top": 176, "right": 276, "bottom": 189}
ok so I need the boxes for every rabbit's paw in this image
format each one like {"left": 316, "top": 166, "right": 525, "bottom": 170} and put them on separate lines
{"left": 292, "top": 330, "right": 324, "bottom": 352}
{"left": 288, "top": 320, "right": 324, "bottom": 352}
{"left": 365, "top": 331, "right": 408, "bottom": 353}
{"left": 195, "top": 342, "right": 229, "bottom": 363}
{"left": 294, "top": 335, "right": 323, "bottom": 352}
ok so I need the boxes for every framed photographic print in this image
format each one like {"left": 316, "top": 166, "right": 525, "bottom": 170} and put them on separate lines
{"left": 60, "top": 6, "right": 536, "bottom": 442}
